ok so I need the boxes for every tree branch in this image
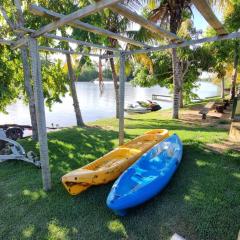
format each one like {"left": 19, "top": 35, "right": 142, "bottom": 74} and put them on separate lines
{"left": 0, "top": 5, "right": 15, "bottom": 30}
{"left": 181, "top": 60, "right": 193, "bottom": 79}
{"left": 14, "top": 0, "right": 25, "bottom": 26}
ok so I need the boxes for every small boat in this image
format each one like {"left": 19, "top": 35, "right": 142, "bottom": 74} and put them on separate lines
{"left": 125, "top": 101, "right": 161, "bottom": 114}
{"left": 61, "top": 129, "right": 169, "bottom": 195}
{"left": 106, "top": 134, "right": 183, "bottom": 216}
{"left": 125, "top": 103, "right": 151, "bottom": 114}
{"left": 137, "top": 100, "right": 161, "bottom": 112}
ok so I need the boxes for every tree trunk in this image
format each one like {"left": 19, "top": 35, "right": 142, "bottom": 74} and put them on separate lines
{"left": 172, "top": 48, "right": 181, "bottom": 119}
{"left": 66, "top": 54, "right": 85, "bottom": 127}
{"left": 119, "top": 53, "right": 126, "bottom": 145}
{"left": 109, "top": 57, "right": 120, "bottom": 119}
{"left": 179, "top": 89, "right": 184, "bottom": 108}
{"left": 230, "top": 40, "right": 239, "bottom": 100}
{"left": 12, "top": 0, "right": 38, "bottom": 140}
{"left": 221, "top": 77, "right": 225, "bottom": 99}
{"left": 169, "top": 5, "right": 183, "bottom": 119}
{"left": 21, "top": 48, "right": 38, "bottom": 140}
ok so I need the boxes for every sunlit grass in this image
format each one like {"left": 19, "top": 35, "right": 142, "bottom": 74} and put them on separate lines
{"left": 0, "top": 103, "right": 239, "bottom": 240}
{"left": 22, "top": 225, "right": 35, "bottom": 238}
{"left": 47, "top": 220, "right": 70, "bottom": 240}
{"left": 107, "top": 220, "right": 128, "bottom": 238}
{"left": 22, "top": 189, "right": 47, "bottom": 201}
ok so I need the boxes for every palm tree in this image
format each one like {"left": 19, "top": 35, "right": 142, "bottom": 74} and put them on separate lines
{"left": 230, "top": 40, "right": 239, "bottom": 100}
{"left": 140, "top": 0, "right": 192, "bottom": 118}
{"left": 225, "top": 2, "right": 240, "bottom": 100}
{"left": 132, "top": 0, "right": 230, "bottom": 118}
{"left": 101, "top": 11, "right": 129, "bottom": 119}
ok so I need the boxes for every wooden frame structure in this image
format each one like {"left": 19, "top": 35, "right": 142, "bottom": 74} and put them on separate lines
{"left": 0, "top": 0, "right": 239, "bottom": 190}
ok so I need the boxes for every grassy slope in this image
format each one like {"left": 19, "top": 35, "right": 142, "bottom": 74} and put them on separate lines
{"left": 0, "top": 109, "right": 239, "bottom": 240}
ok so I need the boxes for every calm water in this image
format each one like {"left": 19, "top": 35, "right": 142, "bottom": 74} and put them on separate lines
{"left": 0, "top": 81, "right": 220, "bottom": 127}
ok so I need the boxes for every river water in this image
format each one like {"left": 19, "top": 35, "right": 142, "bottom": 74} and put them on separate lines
{"left": 0, "top": 81, "right": 220, "bottom": 127}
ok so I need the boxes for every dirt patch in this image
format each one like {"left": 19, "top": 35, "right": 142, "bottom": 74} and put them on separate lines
{"left": 178, "top": 103, "right": 231, "bottom": 129}
{"left": 177, "top": 102, "right": 240, "bottom": 153}
{"left": 206, "top": 142, "right": 240, "bottom": 153}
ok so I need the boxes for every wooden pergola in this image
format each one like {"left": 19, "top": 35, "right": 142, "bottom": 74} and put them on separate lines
{"left": 0, "top": 0, "right": 240, "bottom": 191}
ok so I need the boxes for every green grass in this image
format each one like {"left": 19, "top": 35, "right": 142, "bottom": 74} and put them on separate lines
{"left": 0, "top": 109, "right": 239, "bottom": 240}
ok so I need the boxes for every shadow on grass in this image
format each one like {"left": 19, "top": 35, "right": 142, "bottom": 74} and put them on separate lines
{"left": 0, "top": 127, "right": 239, "bottom": 240}
{"left": 125, "top": 118, "right": 227, "bottom": 133}
{"left": 119, "top": 142, "right": 240, "bottom": 240}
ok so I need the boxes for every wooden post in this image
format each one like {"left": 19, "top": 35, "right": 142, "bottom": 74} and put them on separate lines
{"left": 28, "top": 37, "right": 51, "bottom": 191}
{"left": 119, "top": 52, "right": 126, "bottom": 145}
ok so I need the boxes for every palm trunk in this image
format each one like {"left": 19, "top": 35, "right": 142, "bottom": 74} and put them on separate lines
{"left": 179, "top": 88, "right": 184, "bottom": 108}
{"left": 21, "top": 48, "right": 38, "bottom": 140}
{"left": 230, "top": 40, "right": 239, "bottom": 100}
{"left": 110, "top": 57, "right": 120, "bottom": 119}
{"left": 172, "top": 48, "right": 181, "bottom": 119}
{"left": 170, "top": 6, "right": 183, "bottom": 119}
{"left": 221, "top": 77, "right": 225, "bottom": 99}
{"left": 66, "top": 54, "right": 85, "bottom": 127}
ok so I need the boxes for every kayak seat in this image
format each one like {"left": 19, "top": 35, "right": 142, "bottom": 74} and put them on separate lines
{"left": 138, "top": 155, "right": 165, "bottom": 171}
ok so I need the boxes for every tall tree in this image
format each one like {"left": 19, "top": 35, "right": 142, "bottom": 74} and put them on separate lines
{"left": 0, "top": 1, "right": 38, "bottom": 140}
{"left": 0, "top": 45, "right": 21, "bottom": 113}
{"left": 66, "top": 53, "right": 85, "bottom": 127}
{"left": 104, "top": 12, "right": 128, "bottom": 119}
{"left": 0, "top": 1, "right": 68, "bottom": 129}
{"left": 204, "top": 27, "right": 232, "bottom": 100}
{"left": 15, "top": 0, "right": 38, "bottom": 140}
{"left": 132, "top": 46, "right": 209, "bottom": 105}
{"left": 133, "top": 0, "right": 230, "bottom": 118}
{"left": 90, "top": 3, "right": 129, "bottom": 118}
{"left": 225, "top": 1, "right": 240, "bottom": 99}
{"left": 139, "top": 0, "right": 192, "bottom": 118}
{"left": 60, "top": 27, "right": 85, "bottom": 127}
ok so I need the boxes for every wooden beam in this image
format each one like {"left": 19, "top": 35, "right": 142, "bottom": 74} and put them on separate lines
{"left": 31, "top": 0, "right": 121, "bottom": 38}
{"left": 11, "top": 37, "right": 28, "bottom": 50}
{"left": 38, "top": 46, "right": 101, "bottom": 57}
{"left": 192, "top": 0, "right": 227, "bottom": 35}
{"left": 125, "top": 31, "right": 240, "bottom": 55}
{"left": 109, "top": 3, "right": 180, "bottom": 41}
{"left": 13, "top": 0, "right": 122, "bottom": 49}
{"left": 0, "top": 39, "right": 14, "bottom": 45}
{"left": 17, "top": 26, "right": 119, "bottom": 52}
{"left": 6, "top": 31, "right": 240, "bottom": 57}
{"left": 118, "top": 52, "right": 126, "bottom": 146}
{"left": 28, "top": 37, "right": 51, "bottom": 191}
{"left": 44, "top": 33, "right": 119, "bottom": 52}
{"left": 29, "top": 4, "right": 148, "bottom": 48}
{"left": 0, "top": 38, "right": 113, "bottom": 58}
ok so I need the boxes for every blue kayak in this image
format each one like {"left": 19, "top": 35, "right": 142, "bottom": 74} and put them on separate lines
{"left": 106, "top": 134, "right": 183, "bottom": 216}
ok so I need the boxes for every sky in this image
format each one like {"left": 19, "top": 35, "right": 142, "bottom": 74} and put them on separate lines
{"left": 191, "top": 5, "right": 223, "bottom": 32}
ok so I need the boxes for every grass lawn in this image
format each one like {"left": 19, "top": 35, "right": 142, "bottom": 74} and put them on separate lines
{"left": 0, "top": 107, "right": 239, "bottom": 240}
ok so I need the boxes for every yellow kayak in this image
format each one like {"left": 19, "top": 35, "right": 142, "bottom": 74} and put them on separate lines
{"left": 62, "top": 129, "right": 169, "bottom": 195}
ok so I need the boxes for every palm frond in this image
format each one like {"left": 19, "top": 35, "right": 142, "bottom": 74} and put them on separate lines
{"left": 134, "top": 53, "right": 154, "bottom": 74}
{"left": 207, "top": 0, "right": 233, "bottom": 13}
